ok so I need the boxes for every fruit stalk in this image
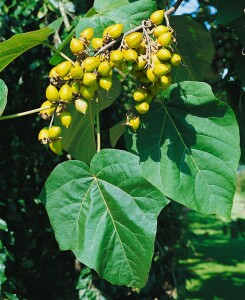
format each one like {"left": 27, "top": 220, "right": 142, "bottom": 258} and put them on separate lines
{"left": 0, "top": 106, "right": 56, "bottom": 121}
{"left": 43, "top": 42, "right": 75, "bottom": 64}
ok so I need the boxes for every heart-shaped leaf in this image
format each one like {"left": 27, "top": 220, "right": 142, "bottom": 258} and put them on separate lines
{"left": 40, "top": 149, "right": 168, "bottom": 288}
{"left": 125, "top": 82, "right": 240, "bottom": 218}
{"left": 0, "top": 18, "right": 63, "bottom": 72}
{"left": 0, "top": 80, "right": 8, "bottom": 116}
{"left": 171, "top": 16, "right": 215, "bottom": 82}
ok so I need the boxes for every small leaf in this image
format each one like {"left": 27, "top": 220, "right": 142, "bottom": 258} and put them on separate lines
{"left": 0, "top": 79, "right": 8, "bottom": 116}
{"left": 171, "top": 16, "right": 215, "bottom": 82}
{"left": 61, "top": 76, "right": 121, "bottom": 163}
{"left": 0, "top": 18, "right": 63, "bottom": 72}
{"left": 216, "top": 0, "right": 244, "bottom": 24}
{"left": 40, "top": 149, "right": 168, "bottom": 289}
{"left": 125, "top": 82, "right": 240, "bottom": 218}
{"left": 110, "top": 120, "right": 125, "bottom": 148}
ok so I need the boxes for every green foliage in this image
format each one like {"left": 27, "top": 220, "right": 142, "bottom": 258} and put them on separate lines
{"left": 216, "top": 0, "right": 244, "bottom": 24}
{"left": 75, "top": 0, "right": 156, "bottom": 37}
{"left": 0, "top": 0, "right": 244, "bottom": 297}
{"left": 171, "top": 16, "right": 214, "bottom": 82}
{"left": 40, "top": 149, "right": 168, "bottom": 288}
{"left": 0, "top": 219, "right": 8, "bottom": 290}
{"left": 125, "top": 81, "right": 240, "bottom": 218}
{"left": 0, "top": 79, "right": 8, "bottom": 116}
{"left": 0, "top": 18, "right": 63, "bottom": 72}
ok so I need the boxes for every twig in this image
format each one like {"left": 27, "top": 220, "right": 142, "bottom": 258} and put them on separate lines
{"left": 165, "top": 0, "right": 184, "bottom": 27}
{"left": 96, "top": 97, "right": 101, "bottom": 152}
{"left": 43, "top": 42, "right": 75, "bottom": 64}
{"left": 58, "top": 1, "right": 71, "bottom": 30}
{"left": 0, "top": 105, "right": 56, "bottom": 121}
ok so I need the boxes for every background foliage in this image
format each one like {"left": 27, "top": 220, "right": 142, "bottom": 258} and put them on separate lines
{"left": 0, "top": 0, "right": 244, "bottom": 299}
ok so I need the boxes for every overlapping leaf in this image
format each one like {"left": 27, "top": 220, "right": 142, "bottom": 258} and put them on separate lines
{"left": 171, "top": 16, "right": 214, "bottom": 82}
{"left": 61, "top": 76, "right": 121, "bottom": 163}
{"left": 40, "top": 149, "right": 168, "bottom": 288}
{"left": 0, "top": 18, "right": 63, "bottom": 72}
{"left": 216, "top": 0, "right": 244, "bottom": 24}
{"left": 125, "top": 81, "right": 240, "bottom": 218}
{"left": 75, "top": 0, "right": 156, "bottom": 37}
{"left": 0, "top": 80, "right": 8, "bottom": 116}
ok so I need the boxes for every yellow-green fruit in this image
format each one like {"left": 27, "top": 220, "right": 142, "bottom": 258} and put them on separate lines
{"left": 146, "top": 68, "right": 159, "bottom": 82}
{"left": 158, "top": 75, "right": 171, "bottom": 89}
{"left": 56, "top": 61, "right": 72, "bottom": 78}
{"left": 49, "top": 139, "right": 62, "bottom": 155}
{"left": 98, "top": 61, "right": 112, "bottom": 76}
{"left": 171, "top": 53, "right": 181, "bottom": 66}
{"left": 99, "top": 76, "right": 112, "bottom": 91}
{"left": 110, "top": 50, "right": 124, "bottom": 63}
{"left": 135, "top": 43, "right": 146, "bottom": 55}
{"left": 59, "top": 84, "right": 73, "bottom": 102}
{"left": 75, "top": 99, "right": 88, "bottom": 114}
{"left": 49, "top": 66, "right": 57, "bottom": 77}
{"left": 150, "top": 10, "right": 164, "bottom": 25}
{"left": 153, "top": 25, "right": 169, "bottom": 37}
{"left": 48, "top": 126, "right": 62, "bottom": 139}
{"left": 70, "top": 63, "right": 84, "bottom": 79}
{"left": 91, "top": 38, "right": 103, "bottom": 49}
{"left": 151, "top": 54, "right": 161, "bottom": 65}
{"left": 40, "top": 101, "right": 55, "bottom": 116}
{"left": 80, "top": 85, "right": 95, "bottom": 100}
{"left": 129, "top": 116, "right": 140, "bottom": 131}
{"left": 83, "top": 73, "right": 97, "bottom": 86}
{"left": 46, "top": 85, "right": 59, "bottom": 102}
{"left": 124, "top": 49, "right": 138, "bottom": 62}
{"left": 158, "top": 32, "right": 173, "bottom": 47}
{"left": 70, "top": 38, "right": 84, "bottom": 54}
{"left": 38, "top": 128, "right": 49, "bottom": 141}
{"left": 133, "top": 88, "right": 148, "bottom": 102}
{"left": 60, "top": 111, "right": 72, "bottom": 128}
{"left": 107, "top": 23, "right": 124, "bottom": 39}
{"left": 71, "top": 82, "right": 80, "bottom": 93}
{"left": 153, "top": 63, "right": 169, "bottom": 76}
{"left": 80, "top": 27, "right": 94, "bottom": 40}
{"left": 135, "top": 101, "right": 149, "bottom": 114}
{"left": 133, "top": 56, "right": 147, "bottom": 70}
{"left": 156, "top": 48, "right": 172, "bottom": 60}
{"left": 83, "top": 56, "right": 100, "bottom": 72}
{"left": 125, "top": 32, "right": 142, "bottom": 48}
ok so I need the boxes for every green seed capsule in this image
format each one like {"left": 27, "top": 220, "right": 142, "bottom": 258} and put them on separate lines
{"left": 99, "top": 76, "right": 112, "bottom": 91}
{"left": 48, "top": 126, "right": 62, "bottom": 139}
{"left": 46, "top": 85, "right": 59, "bottom": 102}
{"left": 56, "top": 61, "right": 72, "bottom": 78}
{"left": 80, "top": 27, "right": 94, "bottom": 40}
{"left": 98, "top": 61, "right": 112, "bottom": 76}
{"left": 49, "top": 139, "right": 62, "bottom": 155}
{"left": 125, "top": 32, "right": 142, "bottom": 48}
{"left": 60, "top": 111, "right": 72, "bottom": 128}
{"left": 70, "top": 63, "right": 84, "bottom": 79}
{"left": 133, "top": 88, "right": 148, "bottom": 102}
{"left": 59, "top": 84, "right": 73, "bottom": 102}
{"left": 83, "top": 73, "right": 97, "bottom": 86}
{"left": 80, "top": 85, "right": 95, "bottom": 100}
{"left": 157, "top": 32, "right": 173, "bottom": 47}
{"left": 135, "top": 101, "right": 149, "bottom": 114}
{"left": 83, "top": 56, "right": 100, "bottom": 72}
{"left": 75, "top": 99, "right": 89, "bottom": 114}
{"left": 70, "top": 38, "right": 84, "bottom": 54}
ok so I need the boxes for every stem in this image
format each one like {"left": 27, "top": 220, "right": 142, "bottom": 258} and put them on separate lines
{"left": 0, "top": 106, "right": 56, "bottom": 121}
{"left": 96, "top": 97, "right": 101, "bottom": 152}
{"left": 58, "top": 1, "right": 71, "bottom": 30}
{"left": 43, "top": 42, "right": 74, "bottom": 64}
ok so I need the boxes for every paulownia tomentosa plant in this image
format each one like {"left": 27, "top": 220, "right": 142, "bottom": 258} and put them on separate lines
{"left": 0, "top": 0, "right": 241, "bottom": 290}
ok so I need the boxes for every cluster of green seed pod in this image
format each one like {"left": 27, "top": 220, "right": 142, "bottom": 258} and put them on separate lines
{"left": 211, "top": 25, "right": 240, "bottom": 74}
{"left": 38, "top": 9, "right": 181, "bottom": 153}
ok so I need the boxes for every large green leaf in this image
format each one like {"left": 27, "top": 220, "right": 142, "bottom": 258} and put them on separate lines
{"left": 229, "top": 15, "right": 245, "bottom": 48}
{"left": 0, "top": 18, "right": 63, "bottom": 72}
{"left": 125, "top": 82, "right": 240, "bottom": 218}
{"left": 0, "top": 219, "right": 8, "bottom": 291}
{"left": 75, "top": 0, "right": 156, "bottom": 37}
{"left": 216, "top": 0, "right": 244, "bottom": 24}
{"left": 62, "top": 76, "right": 121, "bottom": 163}
{"left": 39, "top": 149, "right": 168, "bottom": 289}
{"left": 0, "top": 80, "right": 8, "bottom": 116}
{"left": 171, "top": 16, "right": 215, "bottom": 82}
